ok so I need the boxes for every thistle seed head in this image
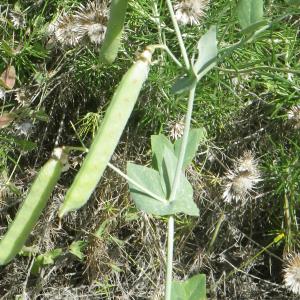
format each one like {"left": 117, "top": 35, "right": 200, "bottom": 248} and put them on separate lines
{"left": 287, "top": 105, "right": 300, "bottom": 129}
{"left": 75, "top": 0, "right": 108, "bottom": 44}
{"left": 168, "top": 118, "right": 185, "bottom": 140}
{"left": 54, "top": 14, "right": 86, "bottom": 46}
{"left": 174, "top": 0, "right": 209, "bottom": 26}
{"left": 283, "top": 253, "right": 300, "bottom": 295}
{"left": 236, "top": 151, "right": 260, "bottom": 176}
{"left": 9, "top": 11, "right": 26, "bottom": 29}
{"left": 222, "top": 151, "right": 261, "bottom": 204}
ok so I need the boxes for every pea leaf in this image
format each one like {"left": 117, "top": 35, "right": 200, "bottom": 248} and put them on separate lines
{"left": 13, "top": 138, "right": 37, "bottom": 152}
{"left": 151, "top": 134, "right": 174, "bottom": 173}
{"left": 127, "top": 163, "right": 168, "bottom": 215}
{"left": 31, "top": 248, "right": 62, "bottom": 275}
{"left": 69, "top": 240, "right": 86, "bottom": 260}
{"left": 174, "top": 128, "right": 207, "bottom": 169}
{"left": 171, "top": 274, "right": 206, "bottom": 300}
{"left": 127, "top": 148, "right": 199, "bottom": 217}
{"left": 171, "top": 73, "right": 197, "bottom": 95}
{"left": 194, "top": 26, "right": 218, "bottom": 79}
{"left": 237, "top": 0, "right": 264, "bottom": 30}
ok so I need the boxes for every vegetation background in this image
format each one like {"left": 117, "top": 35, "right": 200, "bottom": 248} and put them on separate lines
{"left": 0, "top": 0, "right": 299, "bottom": 299}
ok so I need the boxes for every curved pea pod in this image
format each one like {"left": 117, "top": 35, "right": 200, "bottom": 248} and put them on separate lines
{"left": 99, "top": 0, "right": 128, "bottom": 64}
{"left": 0, "top": 148, "right": 68, "bottom": 265}
{"left": 59, "top": 47, "right": 154, "bottom": 218}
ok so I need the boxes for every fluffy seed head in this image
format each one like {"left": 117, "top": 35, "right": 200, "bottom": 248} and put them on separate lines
{"left": 9, "top": 11, "right": 26, "bottom": 29}
{"left": 75, "top": 0, "right": 108, "bottom": 44}
{"left": 236, "top": 151, "right": 259, "bottom": 175}
{"left": 174, "top": 0, "right": 209, "bottom": 26}
{"left": 287, "top": 105, "right": 300, "bottom": 129}
{"left": 168, "top": 118, "right": 185, "bottom": 140}
{"left": 223, "top": 151, "right": 261, "bottom": 204}
{"left": 283, "top": 253, "right": 300, "bottom": 295}
{"left": 54, "top": 14, "right": 86, "bottom": 46}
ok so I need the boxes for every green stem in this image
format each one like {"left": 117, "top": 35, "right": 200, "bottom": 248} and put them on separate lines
{"left": 207, "top": 213, "right": 225, "bottom": 253}
{"left": 169, "top": 83, "right": 197, "bottom": 203}
{"left": 165, "top": 0, "right": 190, "bottom": 70}
{"left": 154, "top": 44, "right": 183, "bottom": 68}
{"left": 165, "top": 216, "right": 175, "bottom": 300}
{"left": 165, "top": 83, "right": 197, "bottom": 300}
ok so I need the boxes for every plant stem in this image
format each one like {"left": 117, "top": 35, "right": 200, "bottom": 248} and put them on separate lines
{"left": 165, "top": 0, "right": 190, "bottom": 70}
{"left": 154, "top": 44, "right": 183, "bottom": 68}
{"left": 107, "top": 162, "right": 168, "bottom": 204}
{"left": 169, "top": 82, "right": 197, "bottom": 203}
{"left": 165, "top": 83, "right": 197, "bottom": 300}
{"left": 165, "top": 216, "right": 175, "bottom": 300}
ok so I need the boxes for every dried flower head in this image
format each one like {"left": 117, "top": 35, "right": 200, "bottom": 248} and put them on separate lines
{"left": 9, "top": 11, "right": 26, "bottom": 29}
{"left": 0, "top": 88, "right": 5, "bottom": 100}
{"left": 236, "top": 151, "right": 259, "bottom": 175}
{"left": 287, "top": 105, "right": 300, "bottom": 129}
{"left": 283, "top": 253, "right": 300, "bottom": 295}
{"left": 15, "top": 121, "right": 33, "bottom": 136}
{"left": 168, "top": 118, "right": 185, "bottom": 140}
{"left": 174, "top": 0, "right": 209, "bottom": 26}
{"left": 223, "top": 151, "right": 261, "bottom": 204}
{"left": 53, "top": 14, "right": 86, "bottom": 46}
{"left": 75, "top": 0, "right": 108, "bottom": 44}
{"left": 15, "top": 89, "right": 29, "bottom": 105}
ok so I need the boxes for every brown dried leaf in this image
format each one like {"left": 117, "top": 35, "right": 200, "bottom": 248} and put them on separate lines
{"left": 0, "top": 113, "right": 15, "bottom": 129}
{"left": 0, "top": 66, "right": 16, "bottom": 90}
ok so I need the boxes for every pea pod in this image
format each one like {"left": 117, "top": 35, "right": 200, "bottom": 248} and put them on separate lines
{"left": 0, "top": 148, "right": 67, "bottom": 265}
{"left": 99, "top": 0, "right": 128, "bottom": 64}
{"left": 59, "top": 47, "right": 154, "bottom": 217}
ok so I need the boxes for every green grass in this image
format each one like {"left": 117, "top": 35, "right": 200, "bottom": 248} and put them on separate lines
{"left": 0, "top": 0, "right": 299, "bottom": 298}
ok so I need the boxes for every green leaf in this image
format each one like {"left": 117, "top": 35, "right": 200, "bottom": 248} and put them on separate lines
{"left": 13, "top": 138, "right": 37, "bottom": 152}
{"left": 127, "top": 163, "right": 168, "bottom": 215}
{"left": 171, "top": 274, "right": 206, "bottom": 300}
{"left": 286, "top": 0, "right": 300, "bottom": 5}
{"left": 237, "top": 0, "right": 264, "bottom": 29}
{"left": 174, "top": 128, "right": 207, "bottom": 169}
{"left": 6, "top": 182, "right": 21, "bottom": 196}
{"left": 69, "top": 240, "right": 86, "bottom": 260}
{"left": 160, "top": 147, "right": 199, "bottom": 216}
{"left": 94, "top": 219, "right": 110, "bottom": 238}
{"left": 239, "top": 20, "right": 268, "bottom": 36}
{"left": 31, "top": 248, "right": 62, "bottom": 275}
{"left": 127, "top": 148, "right": 199, "bottom": 217}
{"left": 171, "top": 73, "right": 197, "bottom": 95}
{"left": 151, "top": 134, "right": 174, "bottom": 173}
{"left": 32, "top": 109, "right": 49, "bottom": 122}
{"left": 194, "top": 26, "right": 218, "bottom": 79}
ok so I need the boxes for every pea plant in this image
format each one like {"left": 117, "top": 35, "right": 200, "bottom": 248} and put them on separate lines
{"left": 0, "top": 0, "right": 297, "bottom": 298}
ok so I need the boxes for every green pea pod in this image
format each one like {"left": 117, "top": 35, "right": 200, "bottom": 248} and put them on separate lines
{"left": 99, "top": 0, "right": 128, "bottom": 64}
{"left": 0, "top": 148, "right": 68, "bottom": 265}
{"left": 59, "top": 47, "right": 154, "bottom": 217}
